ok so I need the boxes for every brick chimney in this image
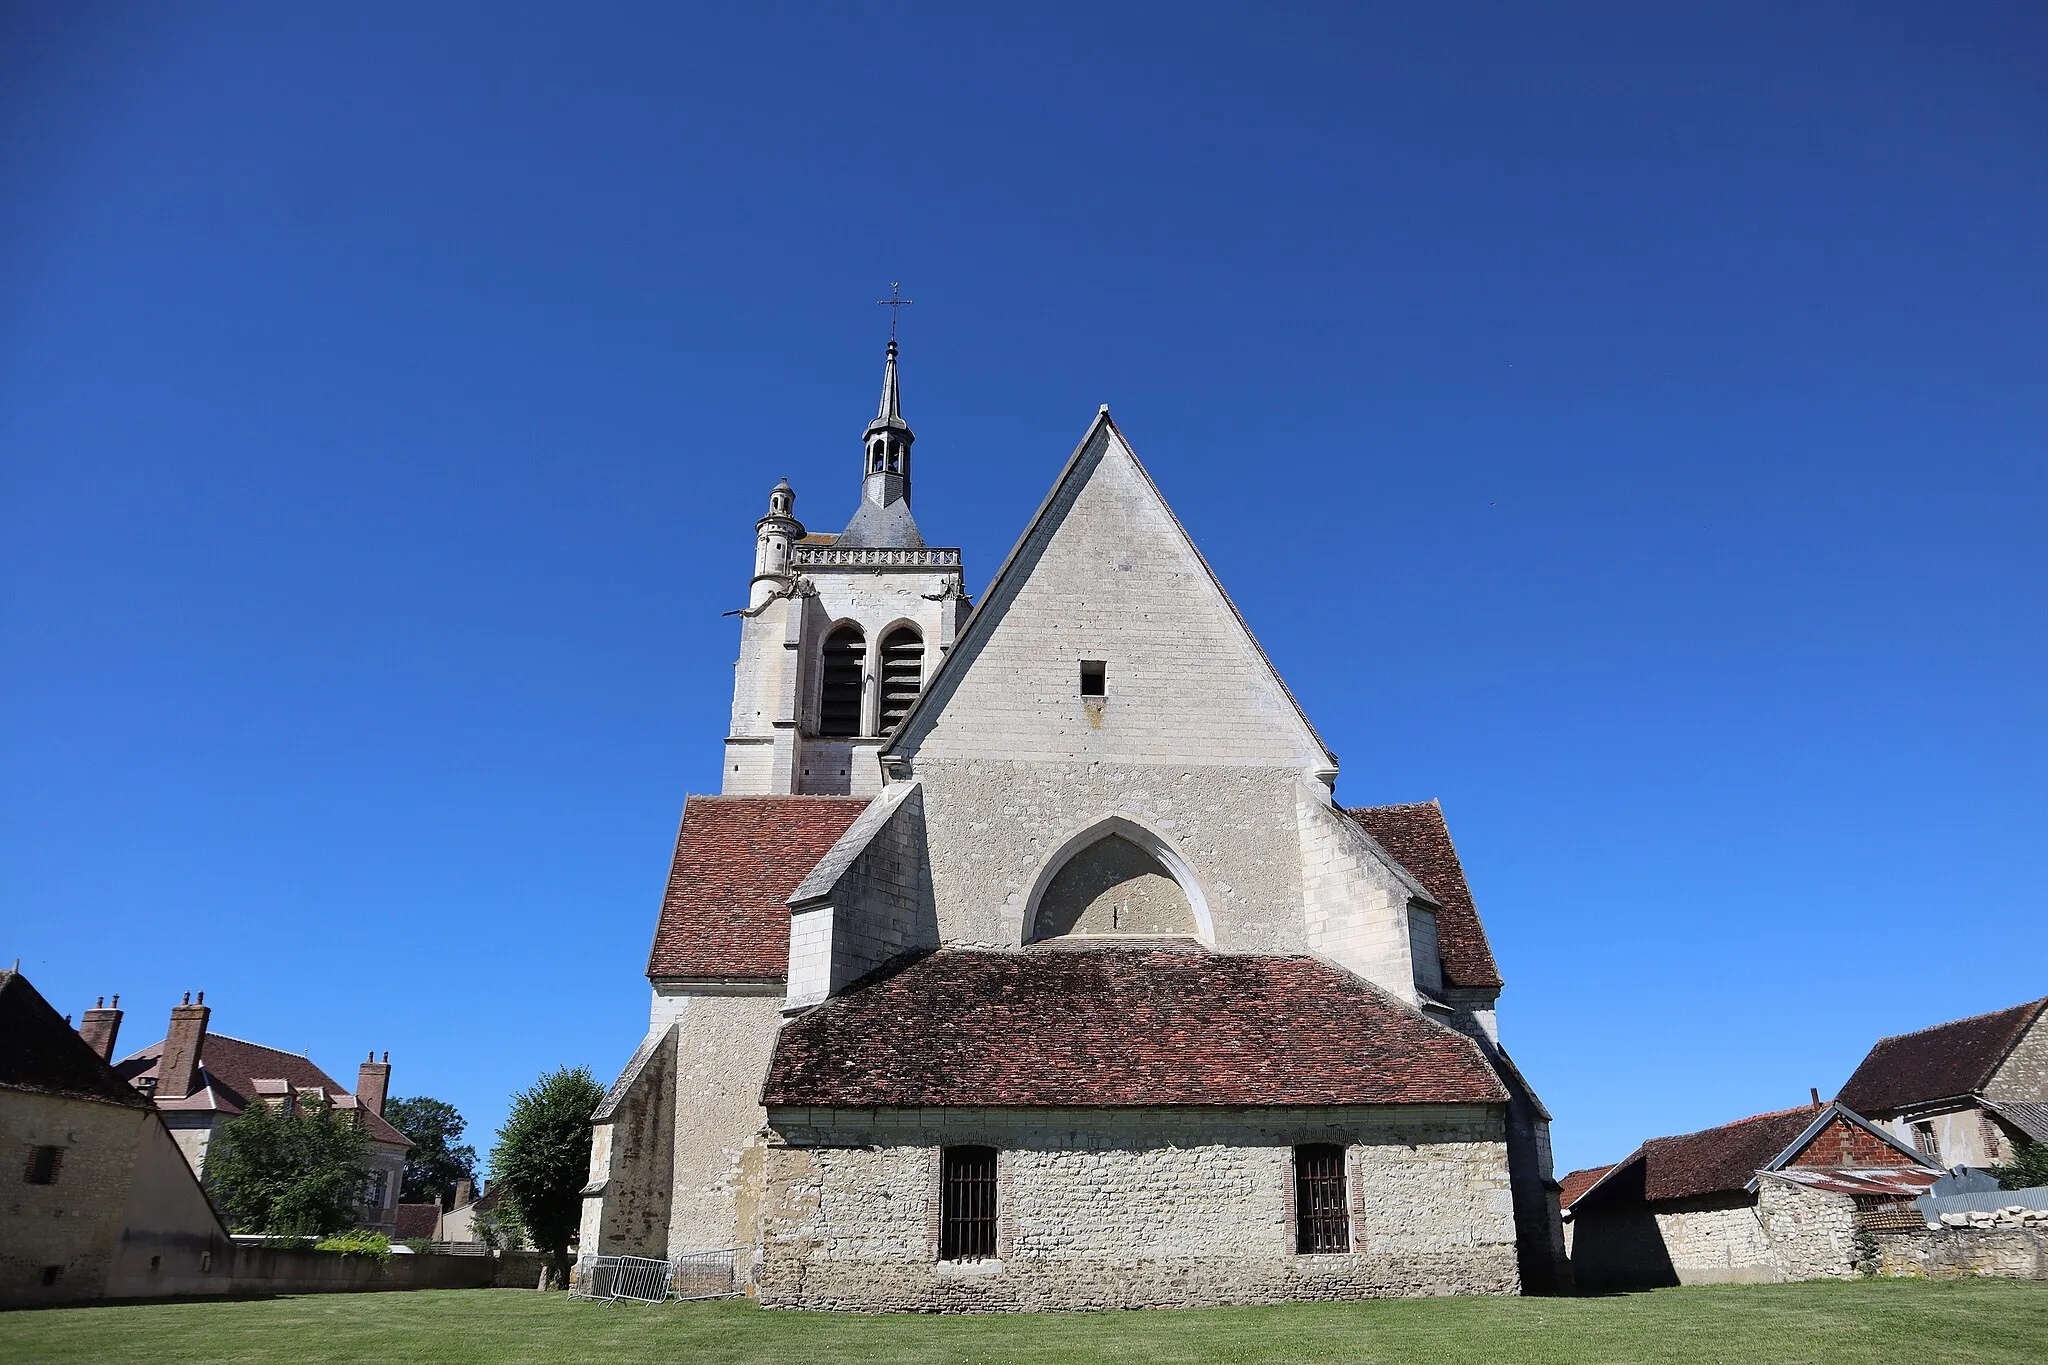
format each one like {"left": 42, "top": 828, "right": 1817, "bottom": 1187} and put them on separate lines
{"left": 452, "top": 1177, "right": 474, "bottom": 1210}
{"left": 77, "top": 995, "right": 123, "bottom": 1062}
{"left": 355, "top": 1050, "right": 390, "bottom": 1118}
{"left": 157, "top": 992, "right": 210, "bottom": 1099}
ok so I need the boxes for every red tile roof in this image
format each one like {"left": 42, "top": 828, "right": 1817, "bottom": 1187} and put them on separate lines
{"left": 763, "top": 947, "right": 1510, "bottom": 1108}
{"left": 645, "top": 795, "right": 870, "bottom": 980}
{"left": 1559, "top": 1165, "right": 1614, "bottom": 1210}
{"left": 1591, "top": 1109, "right": 1820, "bottom": 1205}
{"left": 116, "top": 1034, "right": 411, "bottom": 1148}
{"left": 1348, "top": 802, "right": 1503, "bottom": 990}
{"left": 394, "top": 1203, "right": 442, "bottom": 1239}
{"left": 1836, "top": 998, "right": 2047, "bottom": 1115}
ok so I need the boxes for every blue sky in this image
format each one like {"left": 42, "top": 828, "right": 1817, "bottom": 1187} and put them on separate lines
{"left": 3, "top": 3, "right": 2044, "bottom": 1180}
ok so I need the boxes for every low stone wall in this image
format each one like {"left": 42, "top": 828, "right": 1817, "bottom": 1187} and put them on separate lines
{"left": 756, "top": 1105, "right": 1519, "bottom": 1311}
{"left": 107, "top": 1247, "right": 552, "bottom": 1300}
{"left": 1865, "top": 1226, "right": 2048, "bottom": 1280}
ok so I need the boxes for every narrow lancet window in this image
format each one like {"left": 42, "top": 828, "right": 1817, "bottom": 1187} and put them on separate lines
{"left": 819, "top": 626, "right": 865, "bottom": 737}
{"left": 878, "top": 626, "right": 923, "bottom": 735}
{"left": 940, "top": 1146, "right": 998, "bottom": 1260}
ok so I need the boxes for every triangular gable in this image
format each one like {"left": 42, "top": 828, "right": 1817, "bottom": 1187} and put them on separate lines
{"left": 1754, "top": 1103, "right": 1935, "bottom": 1189}
{"left": 882, "top": 409, "right": 1333, "bottom": 768}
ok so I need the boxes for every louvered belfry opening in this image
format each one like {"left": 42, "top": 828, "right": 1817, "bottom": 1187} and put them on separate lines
{"left": 878, "top": 626, "right": 923, "bottom": 735}
{"left": 818, "top": 625, "right": 865, "bottom": 737}
{"left": 1294, "top": 1144, "right": 1350, "bottom": 1254}
{"left": 940, "top": 1145, "right": 998, "bottom": 1260}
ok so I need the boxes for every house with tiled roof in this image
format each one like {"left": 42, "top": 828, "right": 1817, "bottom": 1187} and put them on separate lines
{"left": 577, "top": 342, "right": 1568, "bottom": 1309}
{"left": 1834, "top": 997, "right": 2048, "bottom": 1170}
{"left": 1563, "top": 1102, "right": 1938, "bottom": 1288}
{"left": 111, "top": 993, "right": 412, "bottom": 1237}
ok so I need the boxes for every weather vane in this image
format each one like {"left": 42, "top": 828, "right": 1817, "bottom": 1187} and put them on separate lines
{"left": 876, "top": 281, "right": 915, "bottom": 339}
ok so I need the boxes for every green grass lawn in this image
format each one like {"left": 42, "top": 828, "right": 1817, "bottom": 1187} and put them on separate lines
{"left": 3, "top": 1280, "right": 2044, "bottom": 1365}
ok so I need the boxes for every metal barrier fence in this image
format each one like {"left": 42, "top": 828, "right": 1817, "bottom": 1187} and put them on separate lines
{"left": 572, "top": 1250, "right": 741, "bottom": 1304}
{"left": 671, "top": 1247, "right": 740, "bottom": 1301}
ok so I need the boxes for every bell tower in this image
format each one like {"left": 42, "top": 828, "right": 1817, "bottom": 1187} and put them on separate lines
{"left": 721, "top": 336, "right": 969, "bottom": 796}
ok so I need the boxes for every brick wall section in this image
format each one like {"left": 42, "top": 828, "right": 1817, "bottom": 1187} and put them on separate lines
{"left": 755, "top": 1105, "right": 1517, "bottom": 1310}
{"left": 1786, "top": 1115, "right": 1907, "bottom": 1168}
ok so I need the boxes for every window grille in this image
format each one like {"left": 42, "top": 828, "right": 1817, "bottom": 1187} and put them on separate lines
{"left": 24, "top": 1145, "right": 62, "bottom": 1185}
{"left": 878, "top": 627, "right": 923, "bottom": 734}
{"left": 940, "top": 1146, "right": 998, "bottom": 1260}
{"left": 818, "top": 626, "right": 866, "bottom": 737}
{"left": 1295, "top": 1144, "right": 1350, "bottom": 1254}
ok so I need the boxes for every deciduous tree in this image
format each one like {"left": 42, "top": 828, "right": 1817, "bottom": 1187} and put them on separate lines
{"left": 209, "top": 1095, "right": 371, "bottom": 1235}
{"left": 489, "top": 1066, "right": 604, "bottom": 1288}
{"left": 385, "top": 1095, "right": 478, "bottom": 1206}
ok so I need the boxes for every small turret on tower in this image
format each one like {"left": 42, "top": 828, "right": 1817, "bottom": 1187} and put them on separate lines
{"left": 840, "top": 340, "right": 925, "bottom": 548}
{"left": 751, "top": 477, "right": 806, "bottom": 608}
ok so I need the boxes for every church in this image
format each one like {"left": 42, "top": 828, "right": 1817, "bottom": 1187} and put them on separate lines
{"left": 578, "top": 340, "right": 1569, "bottom": 1309}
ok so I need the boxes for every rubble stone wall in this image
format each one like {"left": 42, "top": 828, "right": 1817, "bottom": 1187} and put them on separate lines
{"left": 754, "top": 1104, "right": 1517, "bottom": 1310}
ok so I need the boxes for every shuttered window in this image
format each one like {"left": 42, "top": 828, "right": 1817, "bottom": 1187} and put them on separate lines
{"left": 878, "top": 627, "right": 922, "bottom": 735}
{"left": 940, "top": 1146, "right": 998, "bottom": 1260}
{"left": 1294, "top": 1144, "right": 1350, "bottom": 1254}
{"left": 818, "top": 626, "right": 865, "bottom": 737}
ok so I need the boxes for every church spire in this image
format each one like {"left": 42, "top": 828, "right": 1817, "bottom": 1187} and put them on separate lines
{"left": 875, "top": 337, "right": 903, "bottom": 426}
{"left": 841, "top": 336, "right": 923, "bottom": 547}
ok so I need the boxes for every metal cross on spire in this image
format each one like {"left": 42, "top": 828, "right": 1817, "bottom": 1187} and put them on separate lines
{"left": 876, "top": 281, "right": 915, "bottom": 339}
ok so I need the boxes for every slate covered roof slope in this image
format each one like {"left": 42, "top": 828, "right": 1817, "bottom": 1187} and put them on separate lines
{"left": 1836, "top": 998, "right": 2047, "bottom": 1114}
{"left": 116, "top": 1034, "right": 411, "bottom": 1148}
{"left": 646, "top": 795, "right": 869, "bottom": 980}
{"left": 0, "top": 970, "right": 151, "bottom": 1109}
{"left": 1348, "top": 801, "right": 1503, "bottom": 990}
{"left": 763, "top": 947, "right": 1510, "bottom": 1108}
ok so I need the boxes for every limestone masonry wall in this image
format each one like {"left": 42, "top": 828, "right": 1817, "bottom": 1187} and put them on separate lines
{"left": 754, "top": 1105, "right": 1517, "bottom": 1310}
{"left": 915, "top": 760, "right": 1311, "bottom": 952}
{"left": 665, "top": 988, "right": 785, "bottom": 1259}
{"left": 1987, "top": 1009, "right": 2048, "bottom": 1103}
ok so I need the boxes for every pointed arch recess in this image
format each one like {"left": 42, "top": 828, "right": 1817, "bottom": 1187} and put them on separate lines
{"left": 1022, "top": 816, "right": 1214, "bottom": 945}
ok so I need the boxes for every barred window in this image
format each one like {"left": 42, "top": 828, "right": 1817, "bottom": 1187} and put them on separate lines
{"left": 24, "top": 1145, "right": 62, "bottom": 1185}
{"left": 940, "top": 1145, "right": 997, "bottom": 1260}
{"left": 1294, "top": 1144, "right": 1350, "bottom": 1254}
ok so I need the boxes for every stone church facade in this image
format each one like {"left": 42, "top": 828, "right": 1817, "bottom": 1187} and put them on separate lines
{"left": 579, "top": 343, "right": 1569, "bottom": 1308}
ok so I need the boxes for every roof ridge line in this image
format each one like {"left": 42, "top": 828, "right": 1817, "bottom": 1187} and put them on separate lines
{"left": 1869, "top": 996, "right": 2048, "bottom": 1044}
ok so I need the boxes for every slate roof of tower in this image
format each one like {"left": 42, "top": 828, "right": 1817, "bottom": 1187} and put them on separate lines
{"left": 115, "top": 1033, "right": 412, "bottom": 1147}
{"left": 762, "top": 947, "right": 1510, "bottom": 1108}
{"left": 1836, "top": 998, "right": 2048, "bottom": 1114}
{"left": 645, "top": 795, "right": 870, "bottom": 980}
{"left": 1348, "top": 802, "right": 1503, "bottom": 990}
{"left": 0, "top": 970, "right": 152, "bottom": 1109}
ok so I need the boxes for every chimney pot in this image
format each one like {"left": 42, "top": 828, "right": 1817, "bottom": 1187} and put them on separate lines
{"left": 355, "top": 1051, "right": 392, "bottom": 1119}
{"left": 1810, "top": 1087, "right": 1823, "bottom": 1111}
{"left": 158, "top": 994, "right": 212, "bottom": 1100}
{"left": 78, "top": 995, "right": 126, "bottom": 1063}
